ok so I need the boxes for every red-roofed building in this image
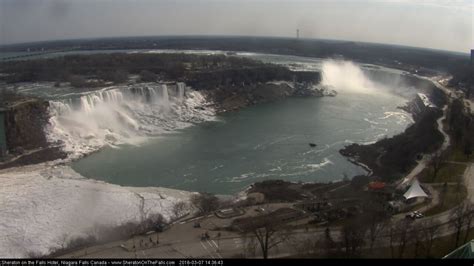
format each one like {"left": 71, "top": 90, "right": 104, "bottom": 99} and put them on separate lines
{"left": 368, "top": 181, "right": 386, "bottom": 190}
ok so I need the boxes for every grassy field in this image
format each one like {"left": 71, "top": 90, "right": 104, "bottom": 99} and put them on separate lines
{"left": 448, "top": 145, "right": 473, "bottom": 163}
{"left": 419, "top": 162, "right": 467, "bottom": 184}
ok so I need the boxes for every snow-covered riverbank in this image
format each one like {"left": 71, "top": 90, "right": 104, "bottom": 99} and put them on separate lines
{"left": 0, "top": 163, "right": 194, "bottom": 258}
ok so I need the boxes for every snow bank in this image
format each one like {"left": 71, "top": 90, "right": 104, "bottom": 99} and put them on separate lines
{"left": 0, "top": 164, "right": 194, "bottom": 258}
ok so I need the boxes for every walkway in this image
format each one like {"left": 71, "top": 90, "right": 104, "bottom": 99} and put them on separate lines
{"left": 463, "top": 163, "right": 474, "bottom": 204}
{"left": 397, "top": 103, "right": 451, "bottom": 188}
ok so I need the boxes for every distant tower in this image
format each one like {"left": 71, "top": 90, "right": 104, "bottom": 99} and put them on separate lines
{"left": 471, "top": 49, "right": 474, "bottom": 68}
{"left": 296, "top": 29, "right": 300, "bottom": 39}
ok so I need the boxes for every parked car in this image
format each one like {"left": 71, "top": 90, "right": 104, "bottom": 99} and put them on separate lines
{"left": 413, "top": 211, "right": 424, "bottom": 218}
{"left": 405, "top": 211, "right": 424, "bottom": 219}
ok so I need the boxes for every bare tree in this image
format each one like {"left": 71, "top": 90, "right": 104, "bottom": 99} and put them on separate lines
{"left": 323, "top": 226, "right": 336, "bottom": 257}
{"left": 341, "top": 218, "right": 367, "bottom": 257}
{"left": 421, "top": 219, "right": 441, "bottom": 258}
{"left": 389, "top": 222, "right": 398, "bottom": 259}
{"left": 191, "top": 193, "right": 219, "bottom": 214}
{"left": 141, "top": 213, "right": 165, "bottom": 232}
{"left": 463, "top": 203, "right": 474, "bottom": 243}
{"left": 440, "top": 182, "right": 448, "bottom": 207}
{"left": 411, "top": 223, "right": 424, "bottom": 258}
{"left": 389, "top": 220, "right": 411, "bottom": 258}
{"left": 450, "top": 202, "right": 473, "bottom": 248}
{"left": 365, "top": 211, "right": 388, "bottom": 252}
{"left": 245, "top": 216, "right": 290, "bottom": 259}
{"left": 429, "top": 151, "right": 444, "bottom": 181}
{"left": 172, "top": 201, "right": 188, "bottom": 219}
{"left": 464, "top": 140, "right": 472, "bottom": 159}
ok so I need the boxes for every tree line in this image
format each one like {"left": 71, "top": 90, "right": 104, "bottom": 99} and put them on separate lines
{"left": 0, "top": 53, "right": 319, "bottom": 90}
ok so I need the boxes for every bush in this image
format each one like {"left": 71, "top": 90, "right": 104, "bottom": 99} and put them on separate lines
{"left": 191, "top": 193, "right": 219, "bottom": 214}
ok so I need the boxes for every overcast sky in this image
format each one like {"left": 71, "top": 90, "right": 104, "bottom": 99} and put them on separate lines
{"left": 0, "top": 0, "right": 472, "bottom": 52}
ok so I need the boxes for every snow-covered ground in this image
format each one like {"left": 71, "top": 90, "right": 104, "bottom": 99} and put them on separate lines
{"left": 0, "top": 163, "right": 194, "bottom": 258}
{"left": 0, "top": 82, "right": 215, "bottom": 258}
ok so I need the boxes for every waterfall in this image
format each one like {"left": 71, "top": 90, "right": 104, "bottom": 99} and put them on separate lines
{"left": 148, "top": 87, "right": 158, "bottom": 102}
{"left": 158, "top": 84, "right": 170, "bottom": 111}
{"left": 177, "top": 82, "right": 186, "bottom": 102}
{"left": 46, "top": 83, "right": 215, "bottom": 159}
{"left": 161, "top": 85, "right": 170, "bottom": 103}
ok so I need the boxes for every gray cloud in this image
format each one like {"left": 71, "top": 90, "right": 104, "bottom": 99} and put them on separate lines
{"left": 0, "top": 0, "right": 472, "bottom": 52}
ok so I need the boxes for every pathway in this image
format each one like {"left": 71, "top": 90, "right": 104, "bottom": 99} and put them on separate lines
{"left": 463, "top": 163, "right": 474, "bottom": 204}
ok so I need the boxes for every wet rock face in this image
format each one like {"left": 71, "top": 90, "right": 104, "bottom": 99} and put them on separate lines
{"left": 4, "top": 99, "right": 50, "bottom": 153}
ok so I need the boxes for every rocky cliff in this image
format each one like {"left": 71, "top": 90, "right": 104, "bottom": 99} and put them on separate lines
{"left": 0, "top": 98, "right": 66, "bottom": 168}
{"left": 4, "top": 99, "right": 50, "bottom": 152}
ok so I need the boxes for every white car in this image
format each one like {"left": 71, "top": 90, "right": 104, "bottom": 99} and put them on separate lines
{"left": 406, "top": 211, "right": 424, "bottom": 219}
{"left": 413, "top": 211, "right": 424, "bottom": 218}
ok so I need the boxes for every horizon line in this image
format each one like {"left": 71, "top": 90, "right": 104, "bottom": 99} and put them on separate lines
{"left": 0, "top": 34, "right": 471, "bottom": 56}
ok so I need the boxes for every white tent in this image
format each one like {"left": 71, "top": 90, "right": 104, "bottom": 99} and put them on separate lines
{"left": 403, "top": 179, "right": 428, "bottom": 200}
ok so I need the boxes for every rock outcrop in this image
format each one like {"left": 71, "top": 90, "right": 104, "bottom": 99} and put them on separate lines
{"left": 0, "top": 97, "right": 67, "bottom": 168}
{"left": 207, "top": 81, "right": 324, "bottom": 112}
{"left": 3, "top": 99, "right": 50, "bottom": 152}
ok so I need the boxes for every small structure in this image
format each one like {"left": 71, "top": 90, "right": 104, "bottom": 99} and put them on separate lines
{"left": 443, "top": 240, "right": 474, "bottom": 259}
{"left": 368, "top": 181, "right": 395, "bottom": 201}
{"left": 368, "top": 181, "right": 386, "bottom": 190}
{"left": 403, "top": 179, "right": 428, "bottom": 200}
{"left": 215, "top": 208, "right": 245, "bottom": 219}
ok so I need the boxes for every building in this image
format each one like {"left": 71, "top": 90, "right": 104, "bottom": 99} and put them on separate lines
{"left": 403, "top": 179, "right": 428, "bottom": 200}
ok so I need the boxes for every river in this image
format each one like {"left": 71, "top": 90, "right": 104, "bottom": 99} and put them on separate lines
{"left": 67, "top": 53, "right": 414, "bottom": 194}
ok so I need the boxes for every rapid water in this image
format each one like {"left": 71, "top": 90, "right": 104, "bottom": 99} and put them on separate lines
{"left": 67, "top": 55, "right": 415, "bottom": 195}
{"left": 72, "top": 91, "right": 411, "bottom": 194}
{"left": 5, "top": 51, "right": 417, "bottom": 195}
{"left": 46, "top": 82, "right": 214, "bottom": 158}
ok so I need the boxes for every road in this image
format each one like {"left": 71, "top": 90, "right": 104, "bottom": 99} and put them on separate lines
{"left": 464, "top": 163, "right": 474, "bottom": 204}
{"left": 397, "top": 94, "right": 451, "bottom": 188}
{"left": 57, "top": 187, "right": 473, "bottom": 260}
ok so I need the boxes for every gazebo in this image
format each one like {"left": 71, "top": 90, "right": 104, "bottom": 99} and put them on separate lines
{"left": 403, "top": 179, "right": 428, "bottom": 200}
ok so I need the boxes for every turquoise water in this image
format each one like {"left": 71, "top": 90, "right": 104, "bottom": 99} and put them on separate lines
{"left": 72, "top": 90, "right": 412, "bottom": 194}
{"left": 2, "top": 49, "right": 415, "bottom": 194}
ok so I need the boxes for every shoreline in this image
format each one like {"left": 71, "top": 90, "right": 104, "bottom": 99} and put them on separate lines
{"left": 0, "top": 52, "right": 449, "bottom": 258}
{"left": 338, "top": 74, "right": 451, "bottom": 182}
